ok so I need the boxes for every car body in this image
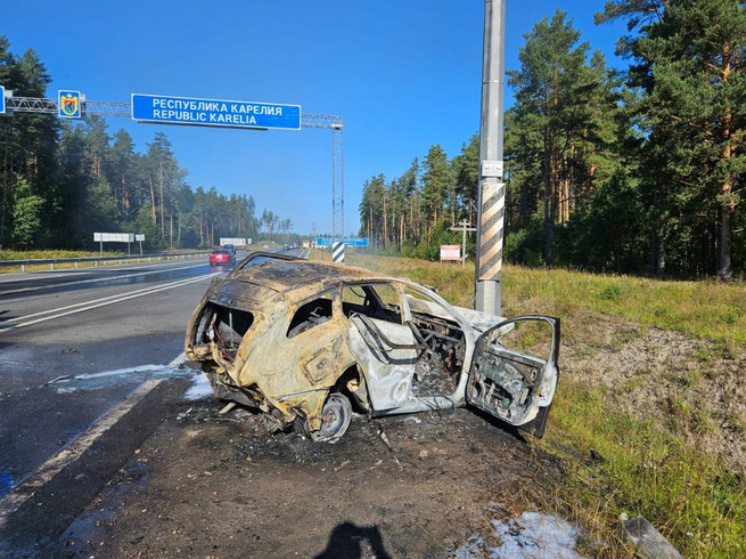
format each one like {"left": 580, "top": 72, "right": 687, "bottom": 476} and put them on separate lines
{"left": 209, "top": 249, "right": 236, "bottom": 267}
{"left": 222, "top": 244, "right": 237, "bottom": 255}
{"left": 185, "top": 252, "right": 560, "bottom": 441}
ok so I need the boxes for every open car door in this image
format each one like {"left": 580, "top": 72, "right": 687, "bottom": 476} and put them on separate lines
{"left": 465, "top": 316, "right": 560, "bottom": 438}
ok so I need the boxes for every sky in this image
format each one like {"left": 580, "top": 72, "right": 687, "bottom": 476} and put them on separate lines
{"left": 1, "top": 0, "right": 629, "bottom": 237}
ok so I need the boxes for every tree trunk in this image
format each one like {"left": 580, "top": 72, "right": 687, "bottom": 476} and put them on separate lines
{"left": 383, "top": 193, "right": 388, "bottom": 249}
{"left": 400, "top": 214, "right": 404, "bottom": 250}
{"left": 718, "top": 49, "right": 734, "bottom": 282}
{"left": 148, "top": 175, "right": 157, "bottom": 226}
{"left": 122, "top": 173, "right": 129, "bottom": 219}
{"left": 656, "top": 234, "right": 666, "bottom": 279}
{"left": 1, "top": 122, "right": 11, "bottom": 247}
{"left": 542, "top": 129, "right": 556, "bottom": 266}
{"left": 159, "top": 159, "right": 165, "bottom": 240}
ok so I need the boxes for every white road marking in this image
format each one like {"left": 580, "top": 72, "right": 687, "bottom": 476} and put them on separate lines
{"left": 0, "top": 378, "right": 163, "bottom": 527}
{"left": 0, "top": 272, "right": 219, "bottom": 332}
{"left": 0, "top": 351, "right": 191, "bottom": 527}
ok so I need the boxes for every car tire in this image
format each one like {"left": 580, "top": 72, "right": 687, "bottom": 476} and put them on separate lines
{"left": 311, "top": 392, "right": 352, "bottom": 443}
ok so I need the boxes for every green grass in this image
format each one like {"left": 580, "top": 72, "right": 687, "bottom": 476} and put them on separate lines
{"left": 500, "top": 267, "right": 746, "bottom": 351}
{"left": 340, "top": 253, "right": 746, "bottom": 558}
{"left": 549, "top": 383, "right": 746, "bottom": 558}
{"left": 0, "top": 249, "right": 111, "bottom": 261}
{"left": 345, "top": 254, "right": 746, "bottom": 350}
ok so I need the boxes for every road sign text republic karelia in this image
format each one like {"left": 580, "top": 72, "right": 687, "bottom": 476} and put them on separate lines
{"left": 131, "top": 94, "right": 301, "bottom": 130}
{"left": 317, "top": 237, "right": 369, "bottom": 247}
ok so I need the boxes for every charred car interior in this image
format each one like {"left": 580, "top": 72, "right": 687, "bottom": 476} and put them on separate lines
{"left": 185, "top": 251, "right": 560, "bottom": 442}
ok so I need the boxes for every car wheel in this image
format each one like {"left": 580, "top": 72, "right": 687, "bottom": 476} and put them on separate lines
{"left": 312, "top": 392, "right": 352, "bottom": 443}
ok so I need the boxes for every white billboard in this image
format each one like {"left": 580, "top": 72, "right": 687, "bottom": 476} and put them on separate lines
{"left": 94, "top": 232, "right": 135, "bottom": 243}
{"left": 220, "top": 237, "right": 250, "bottom": 246}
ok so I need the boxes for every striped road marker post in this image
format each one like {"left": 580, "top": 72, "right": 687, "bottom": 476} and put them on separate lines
{"left": 475, "top": 167, "right": 505, "bottom": 316}
{"left": 478, "top": 180, "right": 505, "bottom": 282}
{"left": 332, "top": 242, "right": 345, "bottom": 264}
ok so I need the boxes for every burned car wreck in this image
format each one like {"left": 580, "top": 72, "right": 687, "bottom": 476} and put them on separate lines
{"left": 185, "top": 252, "right": 560, "bottom": 442}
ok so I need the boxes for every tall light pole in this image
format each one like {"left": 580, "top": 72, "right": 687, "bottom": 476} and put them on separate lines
{"left": 475, "top": 0, "right": 506, "bottom": 316}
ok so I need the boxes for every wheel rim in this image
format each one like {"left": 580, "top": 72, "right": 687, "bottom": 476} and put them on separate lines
{"left": 315, "top": 393, "right": 352, "bottom": 442}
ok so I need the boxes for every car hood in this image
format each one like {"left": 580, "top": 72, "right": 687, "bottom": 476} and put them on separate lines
{"left": 453, "top": 305, "right": 507, "bottom": 334}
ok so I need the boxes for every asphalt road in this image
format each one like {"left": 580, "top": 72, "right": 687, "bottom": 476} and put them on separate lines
{"left": 0, "top": 256, "right": 224, "bottom": 503}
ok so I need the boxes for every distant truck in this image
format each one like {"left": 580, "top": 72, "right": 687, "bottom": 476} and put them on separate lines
{"left": 302, "top": 241, "right": 310, "bottom": 248}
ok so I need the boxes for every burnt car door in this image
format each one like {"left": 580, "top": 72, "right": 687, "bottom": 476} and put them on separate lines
{"left": 284, "top": 289, "right": 349, "bottom": 387}
{"left": 465, "top": 316, "right": 560, "bottom": 438}
{"left": 344, "top": 283, "right": 420, "bottom": 411}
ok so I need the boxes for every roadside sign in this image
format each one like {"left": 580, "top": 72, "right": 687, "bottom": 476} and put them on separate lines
{"left": 94, "top": 232, "right": 135, "bottom": 242}
{"left": 0, "top": 86, "right": 5, "bottom": 115}
{"left": 58, "top": 90, "right": 82, "bottom": 118}
{"left": 440, "top": 245, "right": 461, "bottom": 262}
{"left": 343, "top": 237, "right": 369, "bottom": 247}
{"left": 131, "top": 94, "right": 301, "bottom": 130}
{"left": 317, "top": 237, "right": 368, "bottom": 247}
{"left": 95, "top": 232, "right": 135, "bottom": 256}
{"left": 220, "top": 237, "right": 249, "bottom": 246}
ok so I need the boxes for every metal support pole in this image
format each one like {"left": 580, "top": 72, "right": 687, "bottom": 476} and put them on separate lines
{"left": 475, "top": 0, "right": 506, "bottom": 316}
{"left": 332, "top": 130, "right": 336, "bottom": 242}
{"left": 330, "top": 125, "right": 344, "bottom": 242}
{"left": 340, "top": 127, "right": 345, "bottom": 238}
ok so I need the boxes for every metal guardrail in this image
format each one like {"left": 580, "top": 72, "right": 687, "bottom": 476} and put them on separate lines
{"left": 0, "top": 251, "right": 213, "bottom": 273}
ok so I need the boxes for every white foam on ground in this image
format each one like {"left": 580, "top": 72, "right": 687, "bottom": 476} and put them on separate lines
{"left": 455, "top": 511, "right": 587, "bottom": 559}
{"left": 59, "top": 364, "right": 164, "bottom": 381}
{"left": 49, "top": 364, "right": 194, "bottom": 393}
{"left": 183, "top": 373, "right": 214, "bottom": 400}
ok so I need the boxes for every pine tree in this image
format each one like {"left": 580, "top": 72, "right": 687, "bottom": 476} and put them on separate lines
{"left": 599, "top": 0, "right": 746, "bottom": 279}
{"left": 508, "top": 10, "right": 618, "bottom": 265}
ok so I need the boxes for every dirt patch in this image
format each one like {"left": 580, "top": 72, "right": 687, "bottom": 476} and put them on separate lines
{"left": 563, "top": 315, "right": 746, "bottom": 471}
{"left": 57, "top": 401, "right": 566, "bottom": 559}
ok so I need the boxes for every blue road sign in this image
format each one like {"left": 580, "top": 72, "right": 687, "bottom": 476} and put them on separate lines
{"left": 344, "top": 238, "right": 369, "bottom": 247}
{"left": 0, "top": 86, "right": 5, "bottom": 115}
{"left": 131, "top": 94, "right": 301, "bottom": 130}
{"left": 58, "top": 90, "right": 82, "bottom": 118}
{"left": 317, "top": 237, "right": 369, "bottom": 247}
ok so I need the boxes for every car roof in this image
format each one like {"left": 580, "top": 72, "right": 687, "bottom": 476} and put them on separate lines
{"left": 228, "top": 259, "right": 400, "bottom": 304}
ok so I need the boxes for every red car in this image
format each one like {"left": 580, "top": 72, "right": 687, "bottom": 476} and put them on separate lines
{"left": 209, "top": 249, "right": 236, "bottom": 267}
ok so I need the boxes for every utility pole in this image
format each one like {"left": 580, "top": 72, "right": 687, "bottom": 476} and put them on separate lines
{"left": 449, "top": 219, "right": 476, "bottom": 267}
{"left": 475, "top": 0, "right": 506, "bottom": 316}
